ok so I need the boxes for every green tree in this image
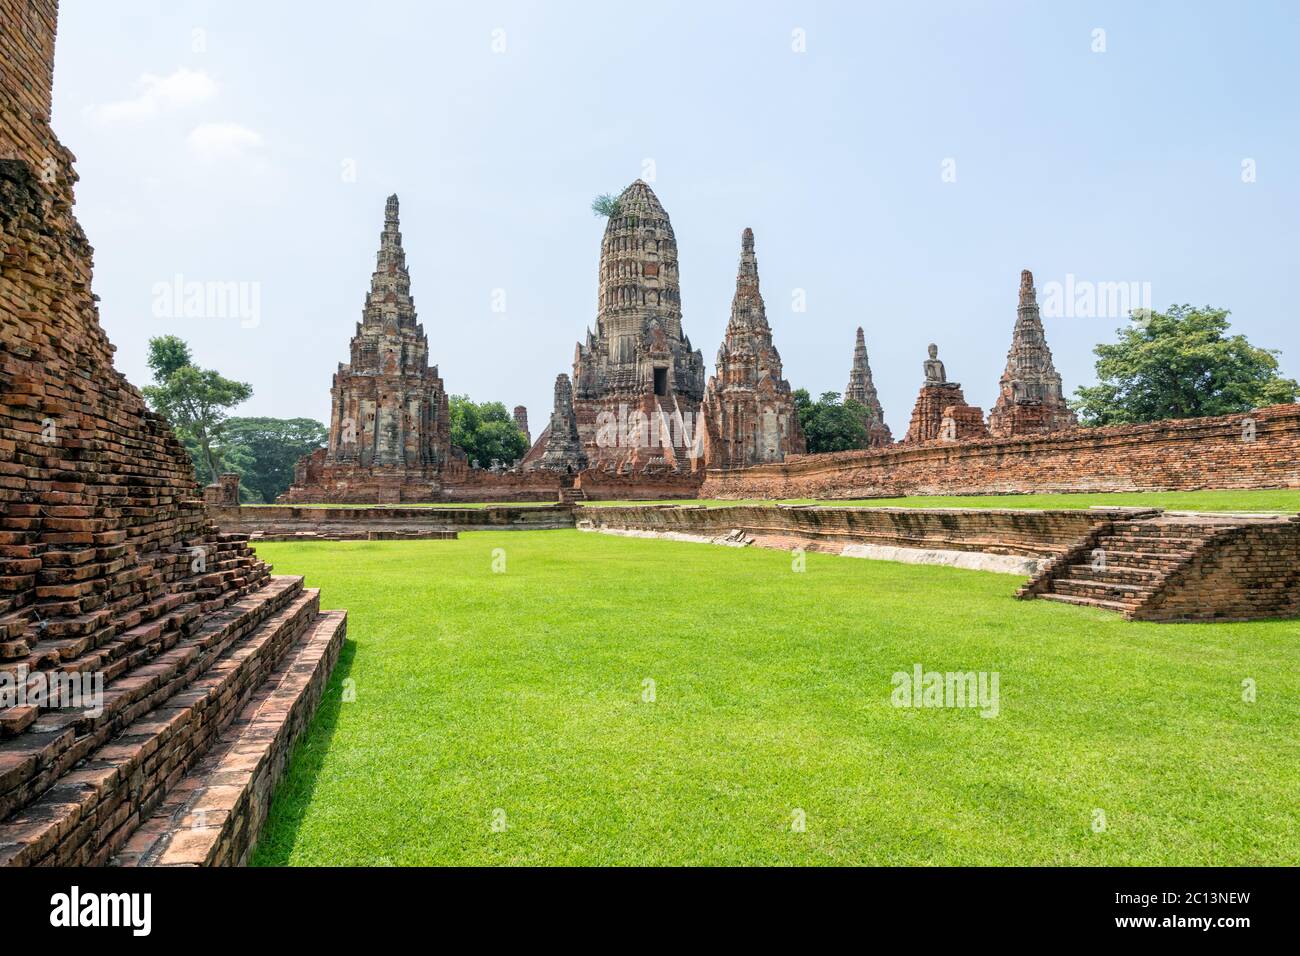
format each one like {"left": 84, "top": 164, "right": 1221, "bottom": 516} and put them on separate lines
{"left": 141, "top": 335, "right": 253, "bottom": 484}
{"left": 217, "top": 417, "right": 327, "bottom": 503}
{"left": 449, "top": 395, "right": 529, "bottom": 467}
{"left": 794, "top": 389, "right": 871, "bottom": 454}
{"left": 1073, "top": 306, "right": 1298, "bottom": 425}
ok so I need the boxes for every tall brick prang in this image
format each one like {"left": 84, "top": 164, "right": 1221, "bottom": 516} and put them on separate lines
{"left": 844, "top": 327, "right": 893, "bottom": 447}
{"left": 701, "top": 228, "right": 805, "bottom": 468}
{"left": 988, "top": 269, "right": 1078, "bottom": 437}
{"left": 561, "top": 180, "right": 706, "bottom": 473}
{"left": 282, "top": 195, "right": 451, "bottom": 502}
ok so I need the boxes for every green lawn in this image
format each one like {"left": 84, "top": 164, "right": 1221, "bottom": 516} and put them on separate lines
{"left": 252, "top": 531, "right": 1300, "bottom": 866}
{"left": 243, "top": 501, "right": 556, "bottom": 509}
{"left": 583, "top": 488, "right": 1300, "bottom": 512}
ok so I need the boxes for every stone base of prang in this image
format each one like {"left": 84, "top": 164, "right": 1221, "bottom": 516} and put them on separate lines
{"left": 578, "top": 504, "right": 1300, "bottom": 622}
{"left": 278, "top": 460, "right": 704, "bottom": 504}
{"left": 701, "top": 404, "right": 1300, "bottom": 500}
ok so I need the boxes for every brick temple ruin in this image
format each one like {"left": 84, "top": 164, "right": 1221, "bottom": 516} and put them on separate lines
{"left": 564, "top": 179, "right": 707, "bottom": 473}
{"left": 845, "top": 328, "right": 893, "bottom": 447}
{"left": 988, "top": 270, "right": 1078, "bottom": 437}
{"left": 700, "top": 228, "right": 806, "bottom": 468}
{"left": 1, "top": 0, "right": 345, "bottom": 865}
{"left": 285, "top": 195, "right": 453, "bottom": 503}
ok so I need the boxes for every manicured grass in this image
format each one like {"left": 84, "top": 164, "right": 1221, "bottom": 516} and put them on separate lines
{"left": 242, "top": 501, "right": 555, "bottom": 509}
{"left": 252, "top": 531, "right": 1300, "bottom": 866}
{"left": 583, "top": 488, "right": 1300, "bottom": 512}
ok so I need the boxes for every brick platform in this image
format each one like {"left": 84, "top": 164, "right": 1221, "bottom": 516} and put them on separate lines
{"left": 577, "top": 504, "right": 1138, "bottom": 561}
{"left": 211, "top": 504, "right": 575, "bottom": 539}
{"left": 581, "top": 504, "right": 1300, "bottom": 622}
{"left": 1020, "top": 513, "right": 1300, "bottom": 621}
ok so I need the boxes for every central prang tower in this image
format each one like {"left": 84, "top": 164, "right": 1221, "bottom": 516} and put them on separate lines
{"left": 569, "top": 180, "right": 706, "bottom": 471}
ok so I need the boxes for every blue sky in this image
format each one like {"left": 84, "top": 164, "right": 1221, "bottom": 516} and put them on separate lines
{"left": 51, "top": 0, "right": 1300, "bottom": 438}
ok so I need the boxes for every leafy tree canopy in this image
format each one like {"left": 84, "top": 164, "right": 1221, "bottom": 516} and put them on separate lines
{"left": 1072, "top": 306, "right": 1298, "bottom": 426}
{"left": 141, "top": 335, "right": 252, "bottom": 485}
{"left": 794, "top": 389, "right": 871, "bottom": 454}
{"left": 449, "top": 395, "right": 529, "bottom": 467}
{"left": 216, "top": 417, "right": 327, "bottom": 503}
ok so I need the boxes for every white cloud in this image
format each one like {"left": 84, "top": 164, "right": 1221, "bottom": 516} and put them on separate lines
{"left": 87, "top": 68, "right": 218, "bottom": 125}
{"left": 187, "top": 122, "right": 263, "bottom": 160}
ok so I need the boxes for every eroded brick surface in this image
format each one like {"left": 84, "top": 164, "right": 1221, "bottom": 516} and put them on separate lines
{"left": 0, "top": 1, "right": 344, "bottom": 866}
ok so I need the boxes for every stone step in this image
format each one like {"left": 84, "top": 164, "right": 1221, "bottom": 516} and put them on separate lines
{"left": 1038, "top": 592, "right": 1136, "bottom": 614}
{"left": 113, "top": 610, "right": 346, "bottom": 866}
{"left": 0, "top": 579, "right": 316, "bottom": 865}
{"left": 1065, "top": 565, "right": 1161, "bottom": 586}
{"left": 1051, "top": 578, "right": 1149, "bottom": 604}
{"left": 1087, "top": 546, "right": 1193, "bottom": 569}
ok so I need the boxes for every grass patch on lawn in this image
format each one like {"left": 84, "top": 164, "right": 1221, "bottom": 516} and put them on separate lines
{"left": 252, "top": 531, "right": 1300, "bottom": 866}
{"left": 242, "top": 501, "right": 555, "bottom": 509}
{"left": 583, "top": 488, "right": 1300, "bottom": 512}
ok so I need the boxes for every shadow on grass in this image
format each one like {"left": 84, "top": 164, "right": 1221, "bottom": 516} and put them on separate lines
{"left": 249, "top": 635, "right": 357, "bottom": 866}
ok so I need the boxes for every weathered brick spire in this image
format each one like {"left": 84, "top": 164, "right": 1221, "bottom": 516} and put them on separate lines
{"left": 322, "top": 194, "right": 450, "bottom": 473}
{"left": 532, "top": 374, "right": 587, "bottom": 472}
{"left": 988, "top": 269, "right": 1078, "bottom": 437}
{"left": 844, "top": 327, "right": 892, "bottom": 446}
{"left": 701, "top": 228, "right": 805, "bottom": 467}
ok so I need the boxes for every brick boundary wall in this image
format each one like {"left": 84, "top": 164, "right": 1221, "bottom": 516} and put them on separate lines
{"left": 699, "top": 404, "right": 1300, "bottom": 500}
{"left": 279, "top": 455, "right": 705, "bottom": 504}
{"left": 574, "top": 505, "right": 1143, "bottom": 558}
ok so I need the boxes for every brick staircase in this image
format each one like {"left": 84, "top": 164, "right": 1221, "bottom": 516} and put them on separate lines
{"left": 0, "top": 566, "right": 345, "bottom": 866}
{"left": 558, "top": 485, "right": 588, "bottom": 506}
{"left": 1021, "top": 513, "right": 1300, "bottom": 620}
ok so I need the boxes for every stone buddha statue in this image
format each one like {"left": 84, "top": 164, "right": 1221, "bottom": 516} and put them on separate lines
{"left": 924, "top": 343, "right": 948, "bottom": 385}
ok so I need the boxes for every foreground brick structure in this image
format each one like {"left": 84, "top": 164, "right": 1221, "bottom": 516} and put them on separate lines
{"left": 702, "top": 403, "right": 1300, "bottom": 500}
{"left": 701, "top": 228, "right": 805, "bottom": 467}
{"left": 0, "top": 1, "right": 344, "bottom": 866}
{"left": 988, "top": 270, "right": 1077, "bottom": 437}
{"left": 562, "top": 180, "right": 706, "bottom": 473}
{"left": 844, "top": 327, "right": 892, "bottom": 447}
